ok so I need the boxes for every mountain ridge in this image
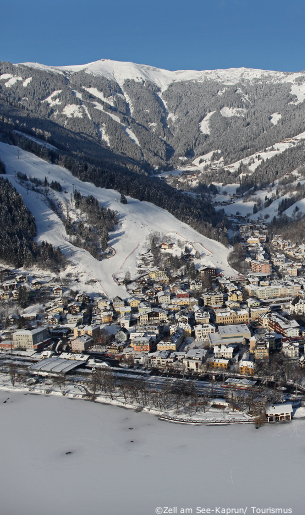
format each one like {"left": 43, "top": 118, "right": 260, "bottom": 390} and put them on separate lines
{"left": 2, "top": 58, "right": 305, "bottom": 172}
{"left": 18, "top": 58, "right": 305, "bottom": 88}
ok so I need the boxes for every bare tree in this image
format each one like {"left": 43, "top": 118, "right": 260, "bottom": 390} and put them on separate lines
{"left": 8, "top": 363, "right": 18, "bottom": 387}
{"left": 53, "top": 373, "right": 66, "bottom": 392}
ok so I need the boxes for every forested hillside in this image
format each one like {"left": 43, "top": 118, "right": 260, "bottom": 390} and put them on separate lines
{"left": 0, "top": 176, "right": 65, "bottom": 269}
{"left": 1, "top": 59, "right": 305, "bottom": 171}
{"left": 0, "top": 125, "right": 228, "bottom": 244}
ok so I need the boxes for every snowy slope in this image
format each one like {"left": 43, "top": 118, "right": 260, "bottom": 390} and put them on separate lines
{"left": 0, "top": 143, "right": 235, "bottom": 297}
{"left": 20, "top": 59, "right": 305, "bottom": 92}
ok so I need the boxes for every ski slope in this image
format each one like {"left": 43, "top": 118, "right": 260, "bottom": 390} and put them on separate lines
{"left": 0, "top": 143, "right": 235, "bottom": 298}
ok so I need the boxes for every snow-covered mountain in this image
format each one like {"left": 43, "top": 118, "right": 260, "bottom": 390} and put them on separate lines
{"left": 1, "top": 58, "right": 305, "bottom": 170}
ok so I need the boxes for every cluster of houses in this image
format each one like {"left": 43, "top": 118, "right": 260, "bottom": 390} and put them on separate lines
{"left": 1, "top": 223, "right": 305, "bottom": 388}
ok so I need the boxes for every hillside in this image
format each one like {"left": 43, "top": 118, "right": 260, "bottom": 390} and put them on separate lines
{"left": 0, "top": 142, "right": 235, "bottom": 297}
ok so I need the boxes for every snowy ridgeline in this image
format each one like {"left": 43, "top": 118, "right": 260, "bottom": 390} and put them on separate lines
{"left": 0, "top": 142, "right": 234, "bottom": 298}
{"left": 2, "top": 59, "right": 305, "bottom": 170}
{"left": 0, "top": 390, "right": 303, "bottom": 515}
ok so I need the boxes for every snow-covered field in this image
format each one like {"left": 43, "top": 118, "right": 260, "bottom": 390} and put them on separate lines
{"left": 0, "top": 142, "right": 235, "bottom": 298}
{"left": 0, "top": 390, "right": 303, "bottom": 515}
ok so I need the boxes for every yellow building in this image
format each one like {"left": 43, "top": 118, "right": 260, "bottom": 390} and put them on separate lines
{"left": 239, "top": 360, "right": 255, "bottom": 375}
{"left": 129, "top": 298, "right": 141, "bottom": 308}
{"left": 228, "top": 290, "right": 243, "bottom": 302}
{"left": 101, "top": 312, "right": 113, "bottom": 323}
{"left": 215, "top": 308, "right": 249, "bottom": 325}
{"left": 149, "top": 269, "right": 168, "bottom": 281}
{"left": 208, "top": 358, "right": 230, "bottom": 370}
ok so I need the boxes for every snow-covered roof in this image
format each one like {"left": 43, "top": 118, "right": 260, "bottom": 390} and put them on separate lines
{"left": 266, "top": 404, "right": 293, "bottom": 415}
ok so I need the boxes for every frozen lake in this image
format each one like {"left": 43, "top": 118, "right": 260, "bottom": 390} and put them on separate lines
{"left": 0, "top": 390, "right": 302, "bottom": 515}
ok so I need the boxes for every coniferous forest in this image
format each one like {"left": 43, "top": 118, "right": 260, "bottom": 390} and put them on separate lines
{"left": 0, "top": 177, "right": 66, "bottom": 270}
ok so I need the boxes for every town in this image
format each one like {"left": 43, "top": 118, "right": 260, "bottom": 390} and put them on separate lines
{"left": 1, "top": 224, "right": 305, "bottom": 426}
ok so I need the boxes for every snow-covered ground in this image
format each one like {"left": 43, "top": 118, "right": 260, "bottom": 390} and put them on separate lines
{"left": 0, "top": 390, "right": 303, "bottom": 515}
{"left": 0, "top": 142, "right": 235, "bottom": 298}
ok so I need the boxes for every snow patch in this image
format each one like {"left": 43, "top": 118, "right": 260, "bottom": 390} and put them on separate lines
{"left": 98, "top": 124, "right": 110, "bottom": 146}
{"left": 83, "top": 87, "right": 114, "bottom": 106}
{"left": 220, "top": 107, "right": 247, "bottom": 118}
{"left": 167, "top": 112, "right": 177, "bottom": 123}
{"left": 81, "top": 104, "right": 91, "bottom": 119}
{"left": 122, "top": 127, "right": 140, "bottom": 146}
{"left": 270, "top": 112, "right": 282, "bottom": 125}
{"left": 192, "top": 150, "right": 221, "bottom": 167}
{"left": 71, "top": 89, "right": 83, "bottom": 100}
{"left": 23, "top": 77, "right": 32, "bottom": 87}
{"left": 0, "top": 73, "right": 13, "bottom": 80}
{"left": 217, "top": 88, "right": 227, "bottom": 96}
{"left": 4, "top": 76, "right": 23, "bottom": 87}
{"left": 93, "top": 102, "right": 139, "bottom": 145}
{"left": 199, "top": 112, "right": 215, "bottom": 135}
{"left": 289, "top": 83, "right": 305, "bottom": 105}
{"left": 62, "top": 104, "right": 83, "bottom": 118}
{"left": 92, "top": 102, "right": 121, "bottom": 123}
{"left": 42, "top": 90, "right": 62, "bottom": 107}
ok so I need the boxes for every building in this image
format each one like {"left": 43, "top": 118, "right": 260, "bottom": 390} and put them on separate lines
{"left": 74, "top": 325, "right": 100, "bottom": 341}
{"left": 149, "top": 269, "right": 168, "bottom": 281}
{"left": 71, "top": 334, "right": 93, "bottom": 352}
{"left": 208, "top": 324, "right": 251, "bottom": 347}
{"left": 214, "top": 307, "right": 249, "bottom": 325}
{"left": 199, "top": 266, "right": 217, "bottom": 279}
{"left": 239, "top": 360, "right": 255, "bottom": 375}
{"left": 13, "top": 327, "right": 49, "bottom": 350}
{"left": 290, "top": 296, "right": 305, "bottom": 315}
{"left": 194, "top": 323, "right": 215, "bottom": 341}
{"left": 132, "top": 336, "right": 153, "bottom": 352}
{"left": 251, "top": 261, "right": 271, "bottom": 274}
{"left": 182, "top": 349, "right": 207, "bottom": 373}
{"left": 227, "top": 290, "right": 243, "bottom": 302}
{"left": 207, "top": 358, "right": 230, "bottom": 370}
{"left": 213, "top": 345, "right": 235, "bottom": 359}
{"left": 255, "top": 342, "right": 269, "bottom": 361}
{"left": 101, "top": 311, "right": 113, "bottom": 323}
{"left": 248, "top": 282, "right": 301, "bottom": 300}
{"left": 139, "top": 309, "right": 168, "bottom": 324}
{"left": 282, "top": 341, "right": 299, "bottom": 359}
{"left": 129, "top": 298, "right": 141, "bottom": 308}
{"left": 157, "top": 328, "right": 184, "bottom": 351}
{"left": 194, "top": 310, "right": 210, "bottom": 324}
{"left": 202, "top": 292, "right": 224, "bottom": 307}
{"left": 112, "top": 296, "right": 125, "bottom": 311}
{"left": 266, "top": 313, "right": 300, "bottom": 338}
{"left": 266, "top": 404, "right": 293, "bottom": 423}
{"left": 250, "top": 306, "right": 270, "bottom": 320}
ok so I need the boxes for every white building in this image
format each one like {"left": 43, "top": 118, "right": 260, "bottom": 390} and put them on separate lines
{"left": 213, "top": 345, "right": 235, "bottom": 359}
{"left": 282, "top": 341, "right": 299, "bottom": 359}
{"left": 194, "top": 323, "right": 215, "bottom": 341}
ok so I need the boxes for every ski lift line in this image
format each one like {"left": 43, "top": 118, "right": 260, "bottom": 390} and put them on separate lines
{"left": 118, "top": 243, "right": 140, "bottom": 271}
